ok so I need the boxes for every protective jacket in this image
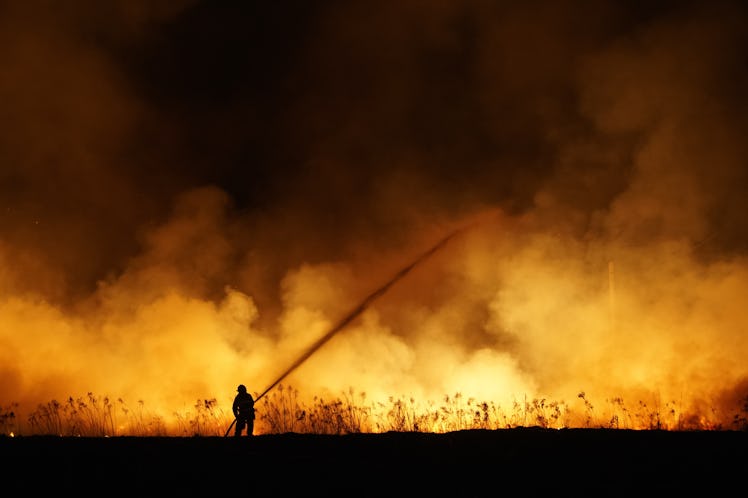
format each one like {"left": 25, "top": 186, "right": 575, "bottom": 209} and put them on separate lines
{"left": 233, "top": 391, "right": 255, "bottom": 420}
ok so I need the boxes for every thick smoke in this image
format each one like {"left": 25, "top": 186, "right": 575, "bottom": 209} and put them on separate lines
{"left": 2, "top": 0, "right": 748, "bottom": 432}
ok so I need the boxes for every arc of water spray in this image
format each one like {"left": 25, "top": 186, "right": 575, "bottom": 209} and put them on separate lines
{"left": 254, "top": 222, "right": 476, "bottom": 403}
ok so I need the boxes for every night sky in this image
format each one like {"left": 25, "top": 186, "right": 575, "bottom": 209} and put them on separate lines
{"left": 2, "top": 0, "right": 748, "bottom": 430}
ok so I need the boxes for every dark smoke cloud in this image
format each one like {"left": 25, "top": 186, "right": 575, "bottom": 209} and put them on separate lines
{"left": 3, "top": 0, "right": 747, "bottom": 305}
{"left": 0, "top": 0, "right": 198, "bottom": 302}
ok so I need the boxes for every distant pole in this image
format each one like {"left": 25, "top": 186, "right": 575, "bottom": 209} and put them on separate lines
{"left": 608, "top": 261, "right": 616, "bottom": 333}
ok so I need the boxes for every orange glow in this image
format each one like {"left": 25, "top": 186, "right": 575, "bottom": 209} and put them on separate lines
{"left": 1, "top": 1, "right": 747, "bottom": 436}
{"left": 2, "top": 205, "right": 747, "bottom": 435}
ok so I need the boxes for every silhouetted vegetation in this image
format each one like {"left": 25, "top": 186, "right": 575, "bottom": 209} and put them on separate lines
{"left": 2, "top": 386, "right": 747, "bottom": 436}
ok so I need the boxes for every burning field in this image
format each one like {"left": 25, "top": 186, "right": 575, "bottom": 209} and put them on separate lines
{"left": 2, "top": 0, "right": 748, "bottom": 449}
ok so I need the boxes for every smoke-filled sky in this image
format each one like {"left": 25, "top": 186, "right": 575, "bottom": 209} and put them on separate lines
{"left": 2, "top": 0, "right": 748, "bottom": 432}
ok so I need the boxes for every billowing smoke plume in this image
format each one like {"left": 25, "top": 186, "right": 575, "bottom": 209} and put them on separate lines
{"left": 2, "top": 0, "right": 748, "bottom": 432}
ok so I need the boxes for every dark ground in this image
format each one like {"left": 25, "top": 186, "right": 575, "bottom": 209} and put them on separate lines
{"left": 2, "top": 428, "right": 746, "bottom": 496}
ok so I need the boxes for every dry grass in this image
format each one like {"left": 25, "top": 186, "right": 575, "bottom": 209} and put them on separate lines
{"left": 2, "top": 386, "right": 747, "bottom": 436}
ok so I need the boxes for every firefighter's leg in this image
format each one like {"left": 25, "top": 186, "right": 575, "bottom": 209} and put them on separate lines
{"left": 235, "top": 418, "right": 246, "bottom": 436}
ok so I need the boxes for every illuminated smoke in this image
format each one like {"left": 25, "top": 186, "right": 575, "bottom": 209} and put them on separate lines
{"left": 1, "top": 1, "right": 748, "bottom": 432}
